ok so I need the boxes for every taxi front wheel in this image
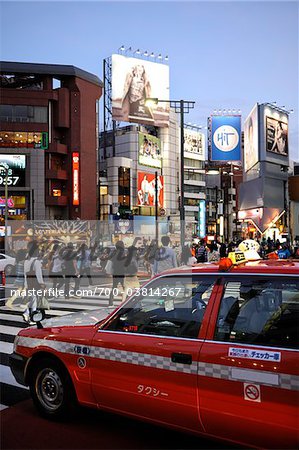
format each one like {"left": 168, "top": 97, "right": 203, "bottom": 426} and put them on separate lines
{"left": 29, "top": 357, "right": 77, "bottom": 420}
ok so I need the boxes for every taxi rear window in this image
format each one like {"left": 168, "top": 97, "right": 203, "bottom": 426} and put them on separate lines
{"left": 214, "top": 276, "right": 299, "bottom": 350}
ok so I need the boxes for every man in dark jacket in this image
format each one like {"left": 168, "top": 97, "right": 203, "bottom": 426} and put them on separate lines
{"left": 122, "top": 237, "right": 142, "bottom": 301}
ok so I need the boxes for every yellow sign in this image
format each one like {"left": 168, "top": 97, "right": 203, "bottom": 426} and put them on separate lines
{"left": 228, "top": 251, "right": 247, "bottom": 265}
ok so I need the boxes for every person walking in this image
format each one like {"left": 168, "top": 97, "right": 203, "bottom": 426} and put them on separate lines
{"left": 108, "top": 240, "right": 126, "bottom": 306}
{"left": 6, "top": 249, "right": 26, "bottom": 309}
{"left": 78, "top": 243, "right": 93, "bottom": 286}
{"left": 62, "top": 242, "right": 80, "bottom": 299}
{"left": 49, "top": 244, "right": 65, "bottom": 293}
{"left": 196, "top": 239, "right": 207, "bottom": 263}
{"left": 180, "top": 245, "right": 197, "bottom": 266}
{"left": 22, "top": 241, "right": 46, "bottom": 324}
{"left": 123, "top": 237, "right": 142, "bottom": 301}
{"left": 144, "top": 239, "right": 158, "bottom": 276}
{"left": 153, "top": 235, "right": 178, "bottom": 275}
{"left": 207, "top": 243, "right": 220, "bottom": 263}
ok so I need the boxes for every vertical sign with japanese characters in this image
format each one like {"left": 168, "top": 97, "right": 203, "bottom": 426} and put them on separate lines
{"left": 211, "top": 115, "right": 241, "bottom": 161}
{"left": 72, "top": 152, "right": 80, "bottom": 206}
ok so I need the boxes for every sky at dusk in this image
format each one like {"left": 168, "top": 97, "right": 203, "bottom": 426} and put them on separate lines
{"left": 0, "top": 0, "right": 298, "bottom": 160}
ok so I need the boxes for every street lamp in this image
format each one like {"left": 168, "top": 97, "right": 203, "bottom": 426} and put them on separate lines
{"left": 145, "top": 98, "right": 195, "bottom": 246}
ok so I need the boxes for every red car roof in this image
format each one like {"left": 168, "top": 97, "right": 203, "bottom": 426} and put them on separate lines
{"left": 160, "top": 260, "right": 299, "bottom": 276}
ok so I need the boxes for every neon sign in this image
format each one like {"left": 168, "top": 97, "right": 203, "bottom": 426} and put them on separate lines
{"left": 72, "top": 152, "right": 79, "bottom": 206}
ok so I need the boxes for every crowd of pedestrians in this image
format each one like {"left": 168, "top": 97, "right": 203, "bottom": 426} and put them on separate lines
{"left": 5, "top": 234, "right": 299, "bottom": 324}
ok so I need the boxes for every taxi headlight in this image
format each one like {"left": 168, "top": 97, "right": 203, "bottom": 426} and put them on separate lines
{"left": 13, "top": 336, "right": 21, "bottom": 353}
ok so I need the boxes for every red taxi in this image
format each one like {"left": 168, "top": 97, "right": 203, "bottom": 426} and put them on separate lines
{"left": 10, "top": 259, "right": 299, "bottom": 449}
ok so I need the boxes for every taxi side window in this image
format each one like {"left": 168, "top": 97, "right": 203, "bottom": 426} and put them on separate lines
{"left": 105, "top": 276, "right": 217, "bottom": 339}
{"left": 214, "top": 277, "right": 299, "bottom": 349}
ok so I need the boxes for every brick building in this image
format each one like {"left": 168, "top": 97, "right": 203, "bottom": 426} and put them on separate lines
{"left": 0, "top": 61, "right": 102, "bottom": 223}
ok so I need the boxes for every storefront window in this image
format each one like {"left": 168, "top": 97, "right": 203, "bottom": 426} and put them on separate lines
{"left": 0, "top": 131, "right": 48, "bottom": 149}
{"left": 0, "top": 195, "right": 28, "bottom": 221}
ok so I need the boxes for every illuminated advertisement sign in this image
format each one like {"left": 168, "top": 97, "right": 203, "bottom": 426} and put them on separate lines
{"left": 0, "top": 155, "right": 26, "bottom": 186}
{"left": 138, "top": 132, "right": 161, "bottom": 168}
{"left": 112, "top": 54, "right": 170, "bottom": 127}
{"left": 211, "top": 115, "right": 241, "bottom": 161}
{"left": 72, "top": 152, "right": 79, "bottom": 206}
{"left": 0, "top": 131, "right": 48, "bottom": 149}
{"left": 198, "top": 200, "right": 206, "bottom": 238}
{"left": 184, "top": 129, "right": 205, "bottom": 160}
{"left": 137, "top": 172, "right": 164, "bottom": 207}
{"left": 266, "top": 116, "right": 288, "bottom": 156}
{"left": 114, "top": 219, "right": 134, "bottom": 234}
{"left": 244, "top": 104, "right": 259, "bottom": 172}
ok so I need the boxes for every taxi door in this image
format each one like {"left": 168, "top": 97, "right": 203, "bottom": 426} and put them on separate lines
{"left": 198, "top": 275, "right": 299, "bottom": 449}
{"left": 90, "top": 275, "right": 218, "bottom": 433}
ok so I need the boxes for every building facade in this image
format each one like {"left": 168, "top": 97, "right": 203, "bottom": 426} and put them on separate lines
{"left": 0, "top": 61, "right": 102, "bottom": 225}
{"left": 99, "top": 112, "right": 207, "bottom": 242}
{"left": 239, "top": 103, "right": 290, "bottom": 240}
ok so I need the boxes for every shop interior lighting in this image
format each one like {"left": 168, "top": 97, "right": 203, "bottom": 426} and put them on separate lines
{"left": 150, "top": 52, "right": 155, "bottom": 58}
{"left": 134, "top": 49, "right": 141, "bottom": 55}
{"left": 119, "top": 45, "right": 125, "bottom": 52}
{"left": 164, "top": 55, "right": 169, "bottom": 61}
{"left": 157, "top": 54, "right": 162, "bottom": 60}
{"left": 206, "top": 168, "right": 220, "bottom": 175}
{"left": 144, "top": 50, "right": 149, "bottom": 56}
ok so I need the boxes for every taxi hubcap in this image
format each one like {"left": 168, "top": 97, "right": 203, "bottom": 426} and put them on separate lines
{"left": 36, "top": 368, "right": 63, "bottom": 411}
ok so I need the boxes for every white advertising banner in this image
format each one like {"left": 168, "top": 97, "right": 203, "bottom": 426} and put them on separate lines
{"left": 112, "top": 54, "right": 170, "bottom": 127}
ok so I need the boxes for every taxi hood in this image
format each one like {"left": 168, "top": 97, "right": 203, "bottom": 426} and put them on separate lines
{"left": 40, "top": 307, "right": 114, "bottom": 328}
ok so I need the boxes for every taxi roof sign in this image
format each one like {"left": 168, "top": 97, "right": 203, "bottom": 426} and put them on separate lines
{"left": 228, "top": 251, "right": 247, "bottom": 265}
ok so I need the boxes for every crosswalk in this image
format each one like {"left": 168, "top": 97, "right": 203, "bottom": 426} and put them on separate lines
{"left": 0, "top": 282, "right": 126, "bottom": 411}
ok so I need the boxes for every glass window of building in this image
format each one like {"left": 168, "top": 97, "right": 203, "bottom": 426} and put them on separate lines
{"left": 118, "top": 167, "right": 130, "bottom": 207}
{"left": 0, "top": 105, "right": 47, "bottom": 123}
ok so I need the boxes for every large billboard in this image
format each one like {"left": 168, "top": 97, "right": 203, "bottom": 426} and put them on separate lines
{"left": 211, "top": 115, "right": 241, "bottom": 161}
{"left": 244, "top": 104, "right": 259, "bottom": 172}
{"left": 138, "top": 132, "right": 162, "bottom": 168}
{"left": 184, "top": 129, "right": 205, "bottom": 160}
{"left": 112, "top": 54, "right": 170, "bottom": 127}
{"left": 0, "top": 154, "right": 26, "bottom": 186}
{"left": 266, "top": 116, "right": 288, "bottom": 156}
{"left": 137, "top": 172, "right": 164, "bottom": 207}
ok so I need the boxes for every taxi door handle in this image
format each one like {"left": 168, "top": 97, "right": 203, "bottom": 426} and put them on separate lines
{"left": 171, "top": 353, "right": 192, "bottom": 365}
